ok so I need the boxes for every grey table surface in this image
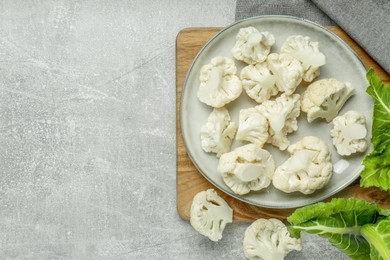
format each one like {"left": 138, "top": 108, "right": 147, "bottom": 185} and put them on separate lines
{"left": 0, "top": 1, "right": 347, "bottom": 259}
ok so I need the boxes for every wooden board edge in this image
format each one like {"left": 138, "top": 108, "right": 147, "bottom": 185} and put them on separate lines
{"left": 175, "top": 28, "right": 222, "bottom": 221}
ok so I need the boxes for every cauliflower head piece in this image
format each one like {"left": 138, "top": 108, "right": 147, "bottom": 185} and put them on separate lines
{"left": 267, "top": 53, "right": 304, "bottom": 95}
{"left": 190, "top": 189, "right": 233, "bottom": 242}
{"left": 218, "top": 144, "right": 275, "bottom": 195}
{"left": 236, "top": 107, "right": 269, "bottom": 148}
{"left": 198, "top": 56, "right": 242, "bottom": 108}
{"left": 200, "top": 107, "right": 237, "bottom": 157}
{"left": 232, "top": 26, "right": 275, "bottom": 64}
{"left": 273, "top": 136, "right": 333, "bottom": 194}
{"left": 243, "top": 218, "right": 302, "bottom": 260}
{"left": 257, "top": 93, "right": 301, "bottom": 151}
{"left": 280, "top": 35, "right": 326, "bottom": 82}
{"left": 240, "top": 63, "right": 279, "bottom": 103}
{"left": 301, "top": 78, "right": 355, "bottom": 123}
{"left": 331, "top": 110, "right": 368, "bottom": 156}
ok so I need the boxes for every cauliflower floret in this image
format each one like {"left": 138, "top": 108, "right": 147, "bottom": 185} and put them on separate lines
{"left": 240, "top": 63, "right": 279, "bottom": 103}
{"left": 330, "top": 110, "right": 368, "bottom": 156}
{"left": 198, "top": 56, "right": 242, "bottom": 108}
{"left": 267, "top": 53, "right": 304, "bottom": 95}
{"left": 218, "top": 144, "right": 275, "bottom": 195}
{"left": 200, "top": 107, "right": 237, "bottom": 157}
{"left": 232, "top": 26, "right": 275, "bottom": 64}
{"left": 236, "top": 107, "right": 269, "bottom": 147}
{"left": 190, "top": 189, "right": 233, "bottom": 242}
{"left": 280, "top": 35, "right": 326, "bottom": 82}
{"left": 243, "top": 218, "right": 302, "bottom": 260}
{"left": 273, "top": 136, "right": 333, "bottom": 195}
{"left": 257, "top": 93, "right": 301, "bottom": 150}
{"left": 301, "top": 78, "right": 355, "bottom": 123}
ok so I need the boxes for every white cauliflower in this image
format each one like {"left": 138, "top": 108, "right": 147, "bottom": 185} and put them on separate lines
{"left": 197, "top": 56, "right": 242, "bottom": 108}
{"left": 301, "top": 78, "right": 355, "bottom": 123}
{"left": 232, "top": 26, "right": 275, "bottom": 64}
{"left": 257, "top": 93, "right": 301, "bottom": 151}
{"left": 243, "top": 218, "right": 302, "bottom": 260}
{"left": 280, "top": 35, "right": 326, "bottom": 82}
{"left": 236, "top": 107, "right": 269, "bottom": 148}
{"left": 190, "top": 189, "right": 233, "bottom": 242}
{"left": 330, "top": 110, "right": 368, "bottom": 156}
{"left": 267, "top": 53, "right": 304, "bottom": 95}
{"left": 218, "top": 144, "right": 275, "bottom": 195}
{"left": 273, "top": 136, "right": 333, "bottom": 195}
{"left": 200, "top": 107, "right": 237, "bottom": 157}
{"left": 240, "top": 63, "right": 279, "bottom": 103}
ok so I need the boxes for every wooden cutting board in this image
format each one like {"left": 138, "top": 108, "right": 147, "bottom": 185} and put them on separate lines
{"left": 176, "top": 27, "right": 390, "bottom": 222}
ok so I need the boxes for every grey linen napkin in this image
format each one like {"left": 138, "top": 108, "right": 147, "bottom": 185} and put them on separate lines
{"left": 235, "top": 0, "right": 390, "bottom": 75}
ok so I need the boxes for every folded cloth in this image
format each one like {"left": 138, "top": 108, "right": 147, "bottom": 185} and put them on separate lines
{"left": 235, "top": 0, "right": 335, "bottom": 25}
{"left": 311, "top": 0, "right": 390, "bottom": 75}
{"left": 235, "top": 0, "right": 390, "bottom": 75}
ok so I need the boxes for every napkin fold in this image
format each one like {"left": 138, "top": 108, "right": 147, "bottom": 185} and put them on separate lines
{"left": 235, "top": 0, "right": 390, "bottom": 75}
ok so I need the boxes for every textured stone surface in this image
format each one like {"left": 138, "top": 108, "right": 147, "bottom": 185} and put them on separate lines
{"left": 0, "top": 1, "right": 345, "bottom": 259}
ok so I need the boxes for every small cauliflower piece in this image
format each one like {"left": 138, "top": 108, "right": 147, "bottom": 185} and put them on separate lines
{"left": 218, "top": 144, "right": 275, "bottom": 195}
{"left": 280, "top": 35, "right": 326, "bottom": 82}
{"left": 243, "top": 218, "right": 302, "bottom": 260}
{"left": 240, "top": 63, "right": 279, "bottom": 103}
{"left": 198, "top": 56, "right": 242, "bottom": 108}
{"left": 257, "top": 93, "right": 301, "bottom": 151}
{"left": 200, "top": 107, "right": 237, "bottom": 157}
{"left": 232, "top": 26, "right": 275, "bottom": 64}
{"left": 236, "top": 107, "right": 269, "bottom": 147}
{"left": 267, "top": 53, "right": 304, "bottom": 95}
{"left": 190, "top": 189, "right": 233, "bottom": 242}
{"left": 273, "top": 136, "right": 333, "bottom": 195}
{"left": 330, "top": 110, "right": 368, "bottom": 156}
{"left": 301, "top": 78, "right": 355, "bottom": 123}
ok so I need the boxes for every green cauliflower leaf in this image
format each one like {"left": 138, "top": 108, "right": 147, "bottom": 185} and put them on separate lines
{"left": 360, "top": 69, "right": 390, "bottom": 191}
{"left": 288, "top": 198, "right": 390, "bottom": 260}
{"left": 361, "top": 215, "right": 390, "bottom": 260}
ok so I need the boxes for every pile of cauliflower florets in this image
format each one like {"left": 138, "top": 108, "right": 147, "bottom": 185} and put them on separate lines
{"left": 198, "top": 26, "right": 368, "bottom": 196}
{"left": 190, "top": 26, "right": 370, "bottom": 260}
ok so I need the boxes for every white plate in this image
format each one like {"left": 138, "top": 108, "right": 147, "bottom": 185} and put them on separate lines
{"left": 180, "top": 15, "right": 372, "bottom": 208}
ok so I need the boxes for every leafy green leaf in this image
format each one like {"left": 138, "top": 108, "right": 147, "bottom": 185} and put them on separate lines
{"left": 361, "top": 152, "right": 390, "bottom": 191}
{"left": 365, "top": 69, "right": 390, "bottom": 151}
{"left": 361, "top": 216, "right": 390, "bottom": 260}
{"left": 287, "top": 198, "right": 390, "bottom": 260}
{"left": 360, "top": 69, "right": 390, "bottom": 191}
